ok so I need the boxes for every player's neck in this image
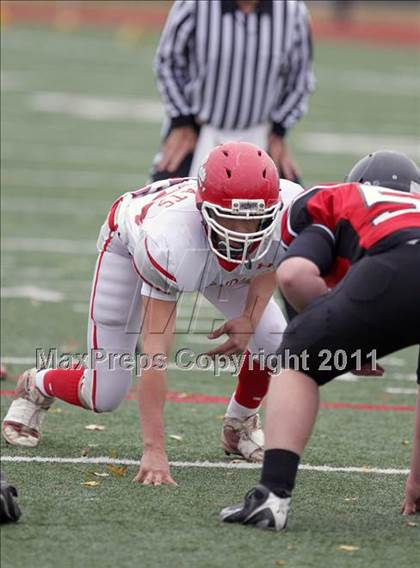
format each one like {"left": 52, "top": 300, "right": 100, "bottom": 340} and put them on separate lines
{"left": 237, "top": 0, "right": 259, "bottom": 15}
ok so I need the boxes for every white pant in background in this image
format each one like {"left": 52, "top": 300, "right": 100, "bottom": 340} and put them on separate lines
{"left": 189, "top": 123, "right": 270, "bottom": 176}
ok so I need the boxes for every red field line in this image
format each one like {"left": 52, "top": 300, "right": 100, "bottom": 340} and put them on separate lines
{"left": 1, "top": 1, "right": 169, "bottom": 28}
{"left": 2, "top": 1, "right": 419, "bottom": 47}
{"left": 0, "top": 388, "right": 415, "bottom": 411}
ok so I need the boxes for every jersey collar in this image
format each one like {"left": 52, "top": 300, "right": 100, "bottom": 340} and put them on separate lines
{"left": 221, "top": 1, "right": 273, "bottom": 16}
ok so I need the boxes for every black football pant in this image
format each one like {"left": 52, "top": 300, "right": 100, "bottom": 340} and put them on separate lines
{"left": 277, "top": 241, "right": 420, "bottom": 385}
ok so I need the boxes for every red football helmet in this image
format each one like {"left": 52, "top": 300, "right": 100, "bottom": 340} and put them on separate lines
{"left": 196, "top": 141, "right": 282, "bottom": 264}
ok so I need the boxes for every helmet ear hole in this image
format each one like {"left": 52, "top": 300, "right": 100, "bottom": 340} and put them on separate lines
{"left": 225, "top": 168, "right": 232, "bottom": 178}
{"left": 262, "top": 168, "right": 267, "bottom": 179}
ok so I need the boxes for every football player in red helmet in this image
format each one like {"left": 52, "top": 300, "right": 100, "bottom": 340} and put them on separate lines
{"left": 196, "top": 142, "right": 282, "bottom": 266}
{"left": 3, "top": 141, "right": 304, "bottom": 486}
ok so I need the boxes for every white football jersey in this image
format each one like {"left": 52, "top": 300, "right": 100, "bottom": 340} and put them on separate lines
{"left": 115, "top": 177, "right": 303, "bottom": 300}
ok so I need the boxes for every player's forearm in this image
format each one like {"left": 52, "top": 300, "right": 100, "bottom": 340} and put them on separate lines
{"left": 138, "top": 366, "right": 168, "bottom": 451}
{"left": 243, "top": 271, "right": 276, "bottom": 327}
{"left": 277, "top": 258, "right": 328, "bottom": 313}
{"left": 138, "top": 297, "right": 176, "bottom": 451}
{"left": 408, "top": 386, "right": 420, "bottom": 482}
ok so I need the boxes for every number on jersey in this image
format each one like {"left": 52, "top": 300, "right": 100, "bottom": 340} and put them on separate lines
{"left": 359, "top": 185, "right": 420, "bottom": 226}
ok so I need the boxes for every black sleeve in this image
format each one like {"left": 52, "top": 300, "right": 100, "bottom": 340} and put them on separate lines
{"left": 281, "top": 225, "right": 335, "bottom": 276}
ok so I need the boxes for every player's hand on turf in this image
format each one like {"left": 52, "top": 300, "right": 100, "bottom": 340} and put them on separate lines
{"left": 158, "top": 126, "right": 198, "bottom": 173}
{"left": 268, "top": 134, "right": 300, "bottom": 182}
{"left": 206, "top": 316, "right": 254, "bottom": 356}
{"left": 133, "top": 449, "right": 177, "bottom": 486}
{"left": 401, "top": 474, "right": 420, "bottom": 515}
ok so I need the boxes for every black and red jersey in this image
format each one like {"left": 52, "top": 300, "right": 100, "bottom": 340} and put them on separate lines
{"left": 281, "top": 182, "right": 420, "bottom": 286}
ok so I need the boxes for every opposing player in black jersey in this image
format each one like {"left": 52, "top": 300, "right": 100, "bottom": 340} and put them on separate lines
{"left": 220, "top": 151, "right": 420, "bottom": 531}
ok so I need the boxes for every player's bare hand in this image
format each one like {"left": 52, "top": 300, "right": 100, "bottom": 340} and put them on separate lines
{"left": 401, "top": 474, "right": 420, "bottom": 515}
{"left": 268, "top": 134, "right": 300, "bottom": 182}
{"left": 159, "top": 126, "right": 198, "bottom": 173}
{"left": 206, "top": 316, "right": 254, "bottom": 356}
{"left": 133, "top": 449, "right": 177, "bottom": 486}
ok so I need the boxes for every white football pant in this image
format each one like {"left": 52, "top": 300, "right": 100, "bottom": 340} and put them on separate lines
{"left": 81, "top": 222, "right": 286, "bottom": 412}
{"left": 189, "top": 123, "right": 270, "bottom": 177}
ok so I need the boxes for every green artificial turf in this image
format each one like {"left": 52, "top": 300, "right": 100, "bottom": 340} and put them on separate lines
{"left": 1, "top": 22, "right": 419, "bottom": 568}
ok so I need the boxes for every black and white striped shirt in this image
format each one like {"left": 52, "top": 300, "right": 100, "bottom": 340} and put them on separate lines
{"left": 154, "top": 0, "right": 314, "bottom": 136}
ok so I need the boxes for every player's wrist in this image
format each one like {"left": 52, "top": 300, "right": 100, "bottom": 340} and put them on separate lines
{"left": 170, "top": 114, "right": 197, "bottom": 130}
{"left": 239, "top": 312, "right": 256, "bottom": 329}
{"left": 271, "top": 121, "right": 287, "bottom": 138}
{"left": 244, "top": 299, "right": 268, "bottom": 328}
{"left": 143, "top": 442, "right": 166, "bottom": 453}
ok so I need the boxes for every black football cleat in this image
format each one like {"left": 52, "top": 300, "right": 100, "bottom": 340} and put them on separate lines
{"left": 0, "top": 471, "right": 22, "bottom": 523}
{"left": 220, "top": 484, "right": 290, "bottom": 531}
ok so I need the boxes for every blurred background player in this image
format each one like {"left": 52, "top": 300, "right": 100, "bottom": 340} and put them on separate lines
{"left": 345, "top": 149, "right": 420, "bottom": 194}
{"left": 151, "top": 0, "right": 314, "bottom": 184}
{"left": 345, "top": 149, "right": 420, "bottom": 380}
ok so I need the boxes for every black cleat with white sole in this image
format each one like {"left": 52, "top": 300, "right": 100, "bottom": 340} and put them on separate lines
{"left": 220, "top": 484, "right": 290, "bottom": 531}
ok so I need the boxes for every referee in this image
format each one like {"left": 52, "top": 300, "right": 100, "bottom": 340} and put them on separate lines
{"left": 151, "top": 0, "right": 314, "bottom": 183}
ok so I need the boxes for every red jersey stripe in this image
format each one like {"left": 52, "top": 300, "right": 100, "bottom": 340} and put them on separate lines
{"left": 145, "top": 237, "right": 177, "bottom": 283}
{"left": 131, "top": 259, "right": 171, "bottom": 295}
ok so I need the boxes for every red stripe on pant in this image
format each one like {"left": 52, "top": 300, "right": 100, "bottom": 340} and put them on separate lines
{"left": 89, "top": 230, "right": 114, "bottom": 410}
{"left": 234, "top": 351, "right": 271, "bottom": 409}
{"left": 92, "top": 323, "right": 98, "bottom": 410}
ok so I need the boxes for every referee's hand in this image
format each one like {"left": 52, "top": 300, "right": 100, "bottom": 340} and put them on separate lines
{"left": 268, "top": 134, "right": 300, "bottom": 183}
{"left": 159, "top": 126, "right": 198, "bottom": 173}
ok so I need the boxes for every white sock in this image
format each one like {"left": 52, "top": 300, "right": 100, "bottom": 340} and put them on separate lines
{"left": 35, "top": 370, "right": 50, "bottom": 396}
{"left": 226, "top": 395, "right": 259, "bottom": 420}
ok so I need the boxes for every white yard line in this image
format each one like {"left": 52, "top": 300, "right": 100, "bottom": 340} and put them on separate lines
{"left": 386, "top": 387, "right": 418, "bottom": 395}
{"left": 24, "top": 93, "right": 420, "bottom": 162}
{"left": 1, "top": 286, "right": 64, "bottom": 302}
{"left": 3, "top": 167, "right": 144, "bottom": 190}
{"left": 0, "top": 357, "right": 35, "bottom": 365}
{"left": 335, "top": 373, "right": 359, "bottom": 382}
{"left": 388, "top": 373, "right": 417, "bottom": 382}
{"left": 30, "top": 92, "right": 164, "bottom": 123}
{"left": 0, "top": 455, "right": 409, "bottom": 475}
{"left": 3, "top": 142, "right": 141, "bottom": 167}
{"left": 300, "top": 133, "right": 420, "bottom": 160}
{"left": 2, "top": 237, "right": 97, "bottom": 255}
{"left": 72, "top": 303, "right": 90, "bottom": 314}
{"left": 381, "top": 356, "right": 407, "bottom": 367}
{"left": 316, "top": 68, "right": 420, "bottom": 96}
